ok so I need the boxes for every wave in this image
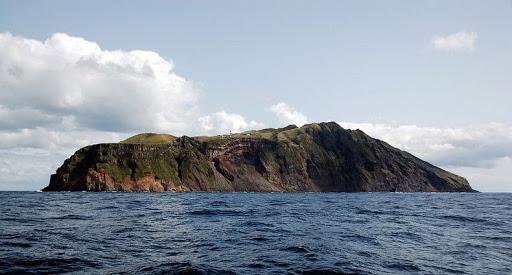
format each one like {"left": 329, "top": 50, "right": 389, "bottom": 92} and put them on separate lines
{"left": 50, "top": 214, "right": 92, "bottom": 220}
{"left": 282, "top": 245, "right": 310, "bottom": 253}
{"left": 386, "top": 262, "right": 422, "bottom": 272}
{"left": 440, "top": 215, "right": 490, "bottom": 224}
{"left": 1, "top": 242, "right": 32, "bottom": 248}
{"left": 189, "top": 209, "right": 247, "bottom": 216}
{"left": 0, "top": 257, "right": 99, "bottom": 274}
{"left": 119, "top": 262, "right": 235, "bottom": 275}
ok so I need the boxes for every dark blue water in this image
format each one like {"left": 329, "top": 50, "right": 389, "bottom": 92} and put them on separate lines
{"left": 0, "top": 192, "right": 511, "bottom": 274}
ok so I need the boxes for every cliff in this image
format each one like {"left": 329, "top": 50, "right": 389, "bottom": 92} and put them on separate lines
{"left": 43, "top": 122, "right": 474, "bottom": 192}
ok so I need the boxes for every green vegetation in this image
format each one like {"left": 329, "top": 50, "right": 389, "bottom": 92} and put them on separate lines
{"left": 95, "top": 157, "right": 180, "bottom": 182}
{"left": 96, "top": 163, "right": 131, "bottom": 182}
{"left": 121, "top": 133, "right": 176, "bottom": 144}
{"left": 133, "top": 160, "right": 151, "bottom": 179}
{"left": 119, "top": 123, "right": 335, "bottom": 147}
{"left": 152, "top": 158, "right": 179, "bottom": 182}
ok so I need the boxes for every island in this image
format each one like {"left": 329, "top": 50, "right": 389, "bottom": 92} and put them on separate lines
{"left": 43, "top": 122, "right": 474, "bottom": 192}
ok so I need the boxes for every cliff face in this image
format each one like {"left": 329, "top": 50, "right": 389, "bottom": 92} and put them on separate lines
{"left": 43, "top": 122, "right": 474, "bottom": 192}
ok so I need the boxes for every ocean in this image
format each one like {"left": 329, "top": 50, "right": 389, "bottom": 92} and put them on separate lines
{"left": 0, "top": 192, "right": 511, "bottom": 274}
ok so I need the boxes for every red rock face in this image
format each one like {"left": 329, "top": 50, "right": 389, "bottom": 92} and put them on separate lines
{"left": 83, "top": 168, "right": 196, "bottom": 192}
{"left": 85, "top": 168, "right": 115, "bottom": 190}
{"left": 43, "top": 123, "right": 475, "bottom": 192}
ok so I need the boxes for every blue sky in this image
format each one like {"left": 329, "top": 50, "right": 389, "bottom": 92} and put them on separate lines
{"left": 0, "top": 0, "right": 511, "bottom": 191}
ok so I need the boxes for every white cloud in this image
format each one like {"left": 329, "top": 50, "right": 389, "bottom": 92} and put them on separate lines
{"left": 198, "top": 111, "right": 263, "bottom": 135}
{"left": 450, "top": 157, "right": 512, "bottom": 192}
{"left": 270, "top": 102, "right": 308, "bottom": 127}
{"left": 0, "top": 128, "right": 127, "bottom": 152}
{"left": 0, "top": 127, "right": 132, "bottom": 190}
{"left": 0, "top": 152, "right": 62, "bottom": 191}
{"left": 338, "top": 121, "right": 512, "bottom": 168}
{"left": 432, "top": 31, "right": 477, "bottom": 51}
{"left": 0, "top": 32, "right": 198, "bottom": 133}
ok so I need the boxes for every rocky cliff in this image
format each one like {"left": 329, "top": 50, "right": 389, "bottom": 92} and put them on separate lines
{"left": 43, "top": 122, "right": 474, "bottom": 192}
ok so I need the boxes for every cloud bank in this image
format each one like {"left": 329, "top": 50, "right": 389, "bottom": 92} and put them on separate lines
{"left": 432, "top": 31, "right": 477, "bottom": 52}
{"left": 199, "top": 111, "right": 263, "bottom": 135}
{"left": 338, "top": 121, "right": 512, "bottom": 168}
{"left": 270, "top": 102, "right": 308, "bottom": 127}
{"left": 0, "top": 32, "right": 200, "bottom": 133}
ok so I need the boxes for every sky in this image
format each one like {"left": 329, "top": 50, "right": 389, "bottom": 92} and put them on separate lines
{"left": 0, "top": 0, "right": 511, "bottom": 191}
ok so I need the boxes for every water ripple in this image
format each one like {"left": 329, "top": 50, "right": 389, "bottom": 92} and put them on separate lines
{"left": 0, "top": 192, "right": 511, "bottom": 274}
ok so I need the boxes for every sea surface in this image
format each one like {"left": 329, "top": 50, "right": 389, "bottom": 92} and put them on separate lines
{"left": 0, "top": 192, "right": 511, "bottom": 274}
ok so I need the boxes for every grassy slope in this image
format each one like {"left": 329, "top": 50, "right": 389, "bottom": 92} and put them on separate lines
{"left": 82, "top": 122, "right": 470, "bottom": 191}
{"left": 121, "top": 133, "right": 177, "bottom": 144}
{"left": 121, "top": 124, "right": 311, "bottom": 146}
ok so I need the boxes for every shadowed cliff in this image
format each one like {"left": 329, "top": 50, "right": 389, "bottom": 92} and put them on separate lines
{"left": 43, "top": 122, "right": 474, "bottom": 192}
